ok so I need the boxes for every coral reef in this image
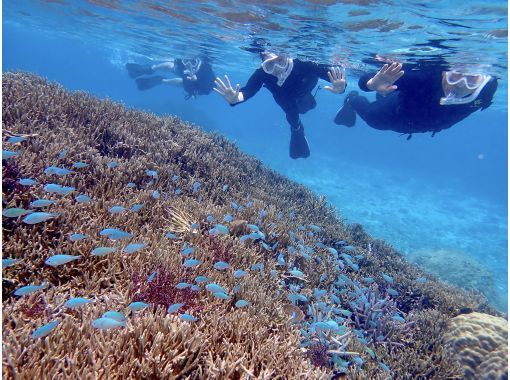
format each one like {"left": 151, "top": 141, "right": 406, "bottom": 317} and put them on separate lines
{"left": 443, "top": 312, "right": 508, "bottom": 380}
{"left": 2, "top": 72, "right": 506, "bottom": 379}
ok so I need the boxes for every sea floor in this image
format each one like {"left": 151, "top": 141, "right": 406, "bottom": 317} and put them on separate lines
{"left": 281, "top": 156, "right": 508, "bottom": 312}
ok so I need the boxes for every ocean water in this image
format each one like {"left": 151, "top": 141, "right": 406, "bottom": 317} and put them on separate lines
{"left": 3, "top": 0, "right": 507, "bottom": 317}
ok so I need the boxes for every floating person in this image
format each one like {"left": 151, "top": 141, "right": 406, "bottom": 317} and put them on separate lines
{"left": 213, "top": 52, "right": 347, "bottom": 159}
{"left": 126, "top": 57, "right": 216, "bottom": 99}
{"left": 334, "top": 60, "right": 498, "bottom": 139}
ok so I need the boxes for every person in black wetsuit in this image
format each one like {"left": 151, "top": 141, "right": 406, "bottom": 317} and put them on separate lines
{"left": 126, "top": 58, "right": 216, "bottom": 99}
{"left": 213, "top": 52, "right": 347, "bottom": 159}
{"left": 334, "top": 61, "right": 498, "bottom": 139}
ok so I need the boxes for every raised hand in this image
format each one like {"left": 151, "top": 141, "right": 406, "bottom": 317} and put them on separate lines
{"left": 213, "top": 75, "right": 242, "bottom": 104}
{"left": 366, "top": 62, "right": 404, "bottom": 95}
{"left": 325, "top": 66, "right": 347, "bottom": 94}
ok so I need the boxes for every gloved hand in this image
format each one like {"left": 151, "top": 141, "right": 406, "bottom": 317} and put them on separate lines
{"left": 366, "top": 62, "right": 404, "bottom": 95}
{"left": 213, "top": 75, "right": 244, "bottom": 104}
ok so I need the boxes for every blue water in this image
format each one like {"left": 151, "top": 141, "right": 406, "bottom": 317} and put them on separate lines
{"left": 3, "top": 1, "right": 507, "bottom": 311}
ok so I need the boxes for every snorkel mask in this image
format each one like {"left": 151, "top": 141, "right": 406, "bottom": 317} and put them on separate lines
{"left": 261, "top": 53, "right": 294, "bottom": 85}
{"left": 182, "top": 58, "right": 202, "bottom": 80}
{"left": 440, "top": 71, "right": 492, "bottom": 105}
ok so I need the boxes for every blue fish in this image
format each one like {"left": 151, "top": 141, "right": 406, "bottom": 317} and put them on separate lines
{"left": 72, "top": 161, "right": 89, "bottom": 169}
{"left": 233, "top": 284, "right": 241, "bottom": 294}
{"left": 308, "top": 224, "right": 321, "bottom": 232}
{"left": 206, "top": 283, "right": 227, "bottom": 294}
{"left": 147, "top": 271, "right": 157, "bottom": 283}
{"left": 2, "top": 258, "right": 20, "bottom": 268}
{"left": 44, "top": 166, "right": 74, "bottom": 176}
{"left": 58, "top": 150, "right": 67, "bottom": 159}
{"left": 131, "top": 203, "right": 144, "bottom": 213}
{"left": 102, "top": 311, "right": 127, "bottom": 322}
{"left": 18, "top": 178, "right": 38, "bottom": 186}
{"left": 124, "top": 243, "right": 146, "bottom": 254}
{"left": 14, "top": 283, "right": 48, "bottom": 296}
{"left": 69, "top": 233, "right": 88, "bottom": 241}
{"left": 213, "top": 292, "right": 230, "bottom": 300}
{"left": 206, "top": 215, "right": 215, "bottom": 223}
{"left": 191, "top": 285, "right": 200, "bottom": 291}
{"left": 251, "top": 263, "right": 264, "bottom": 272}
{"left": 152, "top": 190, "right": 160, "bottom": 199}
{"left": 382, "top": 274, "right": 393, "bottom": 284}
{"left": 192, "top": 181, "right": 201, "bottom": 193}
{"left": 288, "top": 294, "right": 307, "bottom": 303}
{"left": 179, "top": 313, "right": 198, "bottom": 322}
{"left": 2, "top": 208, "right": 33, "bottom": 218}
{"left": 314, "top": 289, "right": 327, "bottom": 298}
{"left": 100, "top": 229, "right": 132, "bottom": 241}
{"left": 222, "top": 185, "right": 228, "bottom": 192}
{"left": 214, "top": 261, "right": 230, "bottom": 270}
{"left": 181, "top": 247, "right": 195, "bottom": 256}
{"left": 6, "top": 136, "right": 27, "bottom": 143}
{"left": 195, "top": 276, "right": 210, "bottom": 283}
{"left": 235, "top": 300, "right": 250, "bottom": 308}
{"left": 223, "top": 214, "right": 233, "bottom": 223}
{"left": 92, "top": 317, "right": 126, "bottom": 329}
{"left": 165, "top": 232, "right": 177, "bottom": 239}
{"left": 183, "top": 259, "right": 201, "bottom": 268}
{"left": 168, "top": 303, "right": 184, "bottom": 313}
{"left": 233, "top": 269, "right": 247, "bottom": 278}
{"left": 22, "top": 212, "right": 58, "bottom": 224}
{"left": 2, "top": 150, "right": 19, "bottom": 160}
{"left": 127, "top": 182, "right": 136, "bottom": 188}
{"left": 64, "top": 297, "right": 93, "bottom": 308}
{"left": 31, "top": 320, "right": 61, "bottom": 339}
{"left": 387, "top": 288, "right": 399, "bottom": 296}
{"left": 107, "top": 161, "right": 118, "bottom": 169}
{"left": 289, "top": 269, "right": 304, "bottom": 278}
{"left": 246, "top": 224, "right": 259, "bottom": 232}
{"left": 30, "top": 199, "right": 56, "bottom": 208}
{"left": 91, "top": 246, "right": 118, "bottom": 256}
{"left": 277, "top": 253, "right": 285, "bottom": 265}
{"left": 109, "top": 206, "right": 126, "bottom": 214}
{"left": 45, "top": 254, "right": 81, "bottom": 267}
{"left": 327, "top": 247, "right": 338, "bottom": 256}
{"left": 392, "top": 314, "right": 405, "bottom": 323}
{"left": 176, "top": 282, "right": 191, "bottom": 290}
{"left": 75, "top": 194, "right": 92, "bottom": 203}
{"left": 43, "top": 184, "right": 75, "bottom": 195}
{"left": 127, "top": 301, "right": 149, "bottom": 311}
{"left": 174, "top": 188, "right": 182, "bottom": 195}
{"left": 146, "top": 170, "right": 158, "bottom": 178}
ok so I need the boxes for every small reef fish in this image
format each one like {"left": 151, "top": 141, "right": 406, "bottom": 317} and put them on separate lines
{"left": 75, "top": 194, "right": 92, "bottom": 203}
{"left": 58, "top": 150, "right": 67, "bottom": 159}
{"left": 213, "top": 261, "right": 230, "bottom": 270}
{"left": 222, "top": 185, "right": 228, "bottom": 192}
{"left": 30, "top": 199, "right": 56, "bottom": 208}
{"left": 223, "top": 214, "right": 233, "bottom": 222}
{"left": 2, "top": 208, "right": 33, "bottom": 218}
{"left": 64, "top": 297, "right": 93, "bottom": 308}
{"left": 206, "top": 283, "right": 227, "bottom": 294}
{"left": 179, "top": 313, "right": 198, "bottom": 322}
{"left": 194, "top": 276, "right": 210, "bottom": 283}
{"left": 103, "top": 311, "right": 127, "bottom": 322}
{"left": 167, "top": 303, "right": 184, "bottom": 313}
{"left": 127, "top": 182, "right": 136, "bottom": 188}
{"left": 131, "top": 203, "right": 144, "bottom": 212}
{"left": 181, "top": 247, "right": 195, "bottom": 256}
{"left": 107, "top": 161, "right": 118, "bottom": 168}
{"left": 109, "top": 206, "right": 127, "bottom": 214}
{"left": 387, "top": 288, "right": 399, "bottom": 296}
{"left": 235, "top": 300, "right": 250, "bottom": 308}
{"left": 152, "top": 190, "right": 160, "bottom": 199}
{"left": 43, "top": 184, "right": 75, "bottom": 195}
{"left": 100, "top": 228, "right": 132, "bottom": 240}
{"left": 127, "top": 301, "right": 149, "bottom": 311}
{"left": 288, "top": 269, "right": 304, "bottom": 279}
{"left": 251, "top": 263, "right": 264, "bottom": 272}
{"left": 176, "top": 282, "right": 191, "bottom": 290}
{"left": 2, "top": 150, "right": 19, "bottom": 160}
{"left": 147, "top": 271, "right": 157, "bottom": 283}
{"left": 165, "top": 232, "right": 177, "bottom": 239}
{"left": 2, "top": 258, "right": 20, "bottom": 268}
{"left": 233, "top": 269, "right": 247, "bottom": 278}
{"left": 183, "top": 259, "right": 201, "bottom": 268}
{"left": 288, "top": 294, "right": 307, "bottom": 303}
{"left": 72, "top": 161, "right": 89, "bottom": 168}
{"left": 146, "top": 170, "right": 158, "bottom": 178}
{"left": 69, "top": 233, "right": 88, "bottom": 241}
{"left": 382, "top": 274, "right": 393, "bottom": 284}
{"left": 14, "top": 283, "right": 48, "bottom": 296}
{"left": 18, "top": 178, "right": 38, "bottom": 186}
{"left": 308, "top": 224, "right": 321, "bottom": 232}
{"left": 45, "top": 254, "right": 81, "bottom": 267}
{"left": 174, "top": 188, "right": 182, "bottom": 195}
{"left": 192, "top": 181, "right": 201, "bottom": 193}
{"left": 91, "top": 246, "right": 119, "bottom": 256}
{"left": 191, "top": 285, "right": 200, "bottom": 291}
{"left": 92, "top": 317, "right": 126, "bottom": 329}
{"left": 22, "top": 212, "right": 58, "bottom": 224}
{"left": 44, "top": 166, "right": 74, "bottom": 176}
{"left": 213, "top": 292, "right": 230, "bottom": 300}
{"left": 206, "top": 215, "right": 215, "bottom": 223}
{"left": 6, "top": 136, "right": 27, "bottom": 143}
{"left": 124, "top": 243, "right": 146, "bottom": 254}
{"left": 31, "top": 320, "right": 61, "bottom": 339}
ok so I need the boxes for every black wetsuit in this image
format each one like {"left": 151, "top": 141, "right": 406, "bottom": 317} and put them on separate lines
{"left": 174, "top": 59, "right": 216, "bottom": 98}
{"left": 348, "top": 66, "right": 497, "bottom": 136}
{"left": 232, "top": 59, "right": 333, "bottom": 158}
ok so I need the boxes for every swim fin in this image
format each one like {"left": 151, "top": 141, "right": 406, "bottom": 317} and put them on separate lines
{"left": 135, "top": 76, "right": 165, "bottom": 91}
{"left": 334, "top": 91, "right": 358, "bottom": 127}
{"left": 125, "top": 63, "right": 155, "bottom": 78}
{"left": 289, "top": 126, "right": 310, "bottom": 159}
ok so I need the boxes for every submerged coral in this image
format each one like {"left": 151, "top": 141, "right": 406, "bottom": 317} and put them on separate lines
{"left": 2, "top": 72, "right": 506, "bottom": 379}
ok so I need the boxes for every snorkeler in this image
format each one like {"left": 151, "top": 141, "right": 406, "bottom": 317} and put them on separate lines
{"left": 126, "top": 58, "right": 216, "bottom": 99}
{"left": 213, "top": 52, "right": 347, "bottom": 159}
{"left": 334, "top": 60, "right": 498, "bottom": 138}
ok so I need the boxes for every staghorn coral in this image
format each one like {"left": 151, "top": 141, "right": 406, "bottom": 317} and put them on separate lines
{"left": 443, "top": 312, "right": 508, "bottom": 380}
{"left": 2, "top": 71, "right": 506, "bottom": 379}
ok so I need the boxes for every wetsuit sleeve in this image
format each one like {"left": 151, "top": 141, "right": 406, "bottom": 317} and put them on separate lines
{"left": 358, "top": 73, "right": 375, "bottom": 92}
{"left": 233, "top": 68, "right": 266, "bottom": 105}
{"left": 300, "top": 60, "right": 331, "bottom": 81}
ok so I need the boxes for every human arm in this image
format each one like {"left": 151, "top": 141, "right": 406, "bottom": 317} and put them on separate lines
{"left": 151, "top": 61, "right": 176, "bottom": 72}
{"left": 213, "top": 70, "right": 265, "bottom": 105}
{"left": 161, "top": 78, "right": 183, "bottom": 86}
{"left": 301, "top": 60, "right": 346, "bottom": 94}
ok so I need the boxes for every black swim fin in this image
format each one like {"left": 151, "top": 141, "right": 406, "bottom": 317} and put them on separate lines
{"left": 289, "top": 127, "right": 310, "bottom": 159}
{"left": 135, "top": 76, "right": 165, "bottom": 91}
{"left": 126, "top": 63, "right": 155, "bottom": 78}
{"left": 334, "top": 91, "right": 358, "bottom": 127}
